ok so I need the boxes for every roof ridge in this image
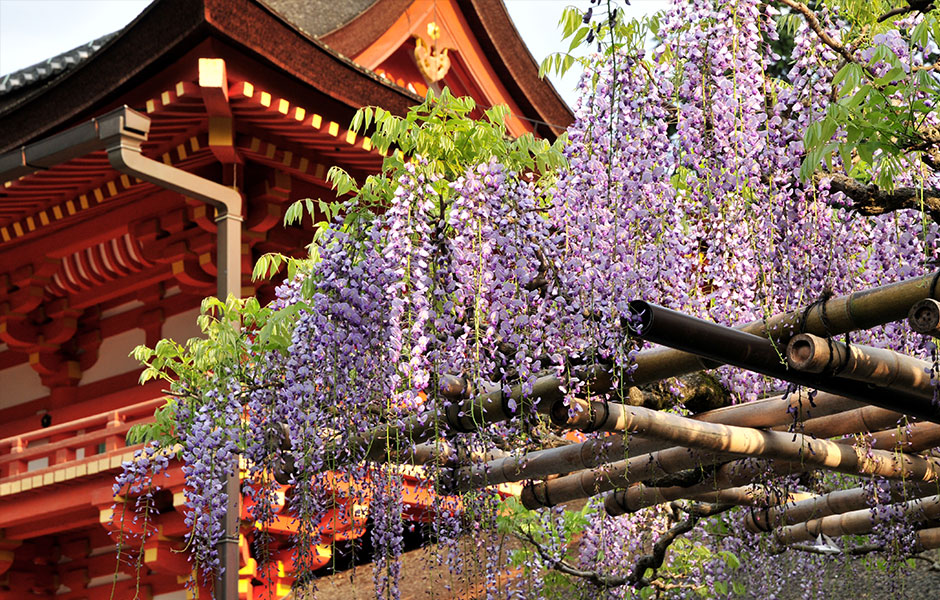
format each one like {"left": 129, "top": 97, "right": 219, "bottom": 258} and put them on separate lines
{"left": 0, "top": 31, "right": 119, "bottom": 97}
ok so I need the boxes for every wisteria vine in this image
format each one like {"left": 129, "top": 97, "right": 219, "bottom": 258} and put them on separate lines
{"left": 117, "top": 0, "right": 940, "bottom": 598}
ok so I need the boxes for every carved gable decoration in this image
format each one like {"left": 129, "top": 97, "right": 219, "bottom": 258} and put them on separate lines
{"left": 414, "top": 22, "right": 451, "bottom": 83}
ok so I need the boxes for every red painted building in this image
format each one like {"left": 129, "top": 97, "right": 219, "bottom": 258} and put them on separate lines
{"left": 0, "top": 1, "right": 570, "bottom": 598}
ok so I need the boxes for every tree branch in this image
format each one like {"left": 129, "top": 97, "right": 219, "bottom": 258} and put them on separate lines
{"left": 825, "top": 173, "right": 940, "bottom": 222}
{"left": 628, "top": 503, "right": 734, "bottom": 587}
{"left": 777, "top": 0, "right": 858, "bottom": 66}
{"left": 878, "top": 1, "right": 936, "bottom": 23}
{"left": 516, "top": 527, "right": 629, "bottom": 588}
{"left": 513, "top": 503, "right": 732, "bottom": 592}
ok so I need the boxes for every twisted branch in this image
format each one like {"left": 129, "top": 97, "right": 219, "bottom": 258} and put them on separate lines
{"left": 777, "top": 0, "right": 858, "bottom": 67}
{"left": 515, "top": 502, "right": 731, "bottom": 591}
{"left": 825, "top": 173, "right": 940, "bottom": 222}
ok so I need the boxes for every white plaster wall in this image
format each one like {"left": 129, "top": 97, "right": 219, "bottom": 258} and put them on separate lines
{"left": 79, "top": 328, "right": 146, "bottom": 385}
{"left": 0, "top": 361, "right": 47, "bottom": 409}
{"left": 161, "top": 307, "right": 203, "bottom": 346}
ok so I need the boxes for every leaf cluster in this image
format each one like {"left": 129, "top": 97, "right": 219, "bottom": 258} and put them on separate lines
{"left": 539, "top": 2, "right": 662, "bottom": 80}
{"left": 800, "top": 7, "right": 940, "bottom": 189}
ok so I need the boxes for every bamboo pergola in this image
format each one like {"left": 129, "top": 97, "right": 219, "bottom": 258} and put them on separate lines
{"left": 287, "top": 272, "right": 940, "bottom": 557}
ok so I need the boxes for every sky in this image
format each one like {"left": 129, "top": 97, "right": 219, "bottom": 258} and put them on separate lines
{"left": 0, "top": 0, "right": 668, "bottom": 108}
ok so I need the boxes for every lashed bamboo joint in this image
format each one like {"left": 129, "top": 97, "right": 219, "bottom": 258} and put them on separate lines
{"left": 786, "top": 333, "right": 933, "bottom": 399}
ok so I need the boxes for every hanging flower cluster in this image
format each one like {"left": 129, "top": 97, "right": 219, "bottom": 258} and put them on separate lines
{"left": 116, "top": 0, "right": 940, "bottom": 597}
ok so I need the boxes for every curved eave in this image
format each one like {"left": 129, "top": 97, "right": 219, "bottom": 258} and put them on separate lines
{"left": 462, "top": 0, "right": 573, "bottom": 138}
{"left": 321, "top": 0, "right": 573, "bottom": 140}
{"left": 0, "top": 0, "right": 419, "bottom": 152}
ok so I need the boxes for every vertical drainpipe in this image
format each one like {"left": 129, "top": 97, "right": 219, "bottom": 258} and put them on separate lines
{"left": 100, "top": 109, "right": 243, "bottom": 599}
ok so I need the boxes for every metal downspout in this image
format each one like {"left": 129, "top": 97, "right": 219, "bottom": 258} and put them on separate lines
{"left": 0, "top": 106, "right": 243, "bottom": 599}
{"left": 100, "top": 111, "right": 243, "bottom": 600}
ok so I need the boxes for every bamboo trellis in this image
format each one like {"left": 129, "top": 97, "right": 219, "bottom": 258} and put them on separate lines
{"left": 283, "top": 272, "right": 940, "bottom": 558}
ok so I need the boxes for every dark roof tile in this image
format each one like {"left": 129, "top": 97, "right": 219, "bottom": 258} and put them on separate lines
{"left": 0, "top": 32, "right": 118, "bottom": 97}
{"left": 261, "top": 0, "right": 378, "bottom": 38}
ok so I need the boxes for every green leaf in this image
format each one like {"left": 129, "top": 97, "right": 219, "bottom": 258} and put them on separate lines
{"left": 846, "top": 84, "right": 871, "bottom": 110}
{"left": 875, "top": 66, "right": 906, "bottom": 86}
{"left": 560, "top": 7, "right": 581, "bottom": 38}
{"left": 832, "top": 63, "right": 861, "bottom": 97}
{"left": 568, "top": 26, "right": 590, "bottom": 52}
{"left": 719, "top": 550, "right": 741, "bottom": 570}
{"left": 327, "top": 167, "right": 359, "bottom": 196}
{"left": 799, "top": 146, "right": 824, "bottom": 181}
{"left": 284, "top": 199, "right": 305, "bottom": 226}
{"left": 804, "top": 121, "right": 823, "bottom": 151}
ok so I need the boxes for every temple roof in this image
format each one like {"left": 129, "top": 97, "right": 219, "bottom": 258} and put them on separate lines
{"left": 0, "top": 0, "right": 571, "bottom": 149}
{"left": 0, "top": 0, "right": 380, "bottom": 107}
{"left": 0, "top": 0, "right": 422, "bottom": 151}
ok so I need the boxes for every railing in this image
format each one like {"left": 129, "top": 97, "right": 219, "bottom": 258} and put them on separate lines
{"left": 0, "top": 397, "right": 166, "bottom": 481}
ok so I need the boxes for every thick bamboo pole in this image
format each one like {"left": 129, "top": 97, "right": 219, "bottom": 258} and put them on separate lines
{"left": 775, "top": 494, "right": 940, "bottom": 544}
{"left": 786, "top": 333, "right": 933, "bottom": 399}
{"left": 604, "top": 459, "right": 788, "bottom": 516}
{"left": 783, "top": 405, "right": 903, "bottom": 440}
{"left": 916, "top": 526, "right": 940, "bottom": 550}
{"left": 519, "top": 447, "right": 729, "bottom": 509}
{"left": 460, "top": 395, "right": 895, "bottom": 491}
{"left": 607, "top": 420, "right": 940, "bottom": 515}
{"left": 521, "top": 404, "right": 940, "bottom": 508}
{"left": 700, "top": 392, "right": 862, "bottom": 428}
{"left": 867, "top": 421, "right": 940, "bottom": 452}
{"left": 909, "top": 298, "right": 940, "bottom": 337}
{"left": 562, "top": 395, "right": 896, "bottom": 441}
{"left": 628, "top": 302, "right": 940, "bottom": 422}
{"left": 347, "top": 371, "right": 573, "bottom": 463}
{"left": 744, "top": 483, "right": 940, "bottom": 533}
{"left": 629, "top": 272, "right": 940, "bottom": 385}
{"left": 607, "top": 484, "right": 813, "bottom": 516}
{"left": 606, "top": 422, "right": 940, "bottom": 518}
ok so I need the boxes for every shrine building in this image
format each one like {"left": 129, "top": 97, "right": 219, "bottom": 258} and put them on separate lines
{"left": 0, "top": 1, "right": 571, "bottom": 598}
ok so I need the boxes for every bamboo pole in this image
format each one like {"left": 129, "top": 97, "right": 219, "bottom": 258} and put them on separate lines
{"left": 519, "top": 402, "right": 940, "bottom": 508}
{"left": 606, "top": 484, "right": 813, "bottom": 516}
{"left": 916, "top": 526, "right": 940, "bottom": 550}
{"left": 459, "top": 395, "right": 894, "bottom": 491}
{"left": 606, "top": 421, "right": 940, "bottom": 518}
{"left": 909, "top": 298, "right": 940, "bottom": 337}
{"left": 867, "top": 421, "right": 940, "bottom": 452}
{"left": 519, "top": 447, "right": 729, "bottom": 509}
{"left": 700, "top": 391, "right": 862, "bottom": 428}
{"left": 775, "top": 494, "right": 940, "bottom": 544}
{"left": 347, "top": 371, "right": 573, "bottom": 463}
{"left": 604, "top": 459, "right": 790, "bottom": 516}
{"left": 628, "top": 301, "right": 940, "bottom": 422}
{"left": 744, "top": 483, "right": 940, "bottom": 533}
{"left": 782, "top": 404, "right": 903, "bottom": 440}
{"left": 629, "top": 272, "right": 940, "bottom": 385}
{"left": 786, "top": 333, "right": 933, "bottom": 399}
